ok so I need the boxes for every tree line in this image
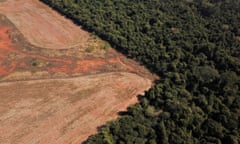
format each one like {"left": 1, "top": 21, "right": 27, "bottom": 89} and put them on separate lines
{"left": 40, "top": 0, "right": 240, "bottom": 143}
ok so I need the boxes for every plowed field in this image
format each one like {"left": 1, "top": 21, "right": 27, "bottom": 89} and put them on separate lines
{"left": 0, "top": 72, "right": 152, "bottom": 144}
{"left": 0, "top": 0, "right": 89, "bottom": 49}
{"left": 0, "top": 0, "right": 156, "bottom": 144}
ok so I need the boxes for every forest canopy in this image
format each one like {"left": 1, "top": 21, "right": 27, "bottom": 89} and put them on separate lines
{"left": 40, "top": 0, "right": 240, "bottom": 143}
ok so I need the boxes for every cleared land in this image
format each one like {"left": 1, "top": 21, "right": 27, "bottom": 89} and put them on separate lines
{"left": 0, "top": 72, "right": 152, "bottom": 144}
{"left": 0, "top": 16, "right": 153, "bottom": 81}
{"left": 0, "top": 0, "right": 157, "bottom": 144}
{"left": 0, "top": 0, "right": 89, "bottom": 49}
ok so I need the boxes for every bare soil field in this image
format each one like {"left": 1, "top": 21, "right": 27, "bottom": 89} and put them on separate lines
{"left": 0, "top": 72, "right": 152, "bottom": 144}
{"left": 0, "top": 0, "right": 157, "bottom": 144}
{"left": 0, "top": 16, "right": 154, "bottom": 81}
{"left": 0, "top": 0, "right": 89, "bottom": 49}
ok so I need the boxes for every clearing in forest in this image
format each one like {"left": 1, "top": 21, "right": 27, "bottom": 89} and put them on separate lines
{"left": 0, "top": 0, "right": 157, "bottom": 144}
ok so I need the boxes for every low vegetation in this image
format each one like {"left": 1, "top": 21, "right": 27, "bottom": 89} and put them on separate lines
{"left": 41, "top": 0, "right": 240, "bottom": 143}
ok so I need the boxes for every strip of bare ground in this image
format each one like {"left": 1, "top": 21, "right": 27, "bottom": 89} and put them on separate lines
{"left": 0, "top": 20, "right": 155, "bottom": 81}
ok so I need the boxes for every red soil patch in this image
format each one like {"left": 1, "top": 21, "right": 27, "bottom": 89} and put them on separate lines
{"left": 0, "top": 24, "right": 151, "bottom": 82}
{"left": 0, "top": 26, "right": 18, "bottom": 75}
{"left": 0, "top": 25, "right": 139, "bottom": 79}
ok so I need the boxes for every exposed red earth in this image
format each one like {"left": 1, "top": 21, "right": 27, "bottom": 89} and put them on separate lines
{"left": 0, "top": 24, "right": 147, "bottom": 81}
{"left": 0, "top": 0, "right": 157, "bottom": 144}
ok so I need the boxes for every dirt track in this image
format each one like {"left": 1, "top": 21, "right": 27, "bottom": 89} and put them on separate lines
{"left": 0, "top": 0, "right": 157, "bottom": 144}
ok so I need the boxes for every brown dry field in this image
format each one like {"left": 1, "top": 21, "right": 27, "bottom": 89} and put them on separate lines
{"left": 0, "top": 72, "right": 152, "bottom": 144}
{"left": 0, "top": 0, "right": 89, "bottom": 49}
{"left": 0, "top": 0, "right": 157, "bottom": 144}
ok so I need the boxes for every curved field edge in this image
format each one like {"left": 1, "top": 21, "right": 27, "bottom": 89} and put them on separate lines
{"left": 40, "top": 0, "right": 240, "bottom": 144}
{"left": 0, "top": 14, "right": 156, "bottom": 82}
{"left": 0, "top": 72, "right": 152, "bottom": 144}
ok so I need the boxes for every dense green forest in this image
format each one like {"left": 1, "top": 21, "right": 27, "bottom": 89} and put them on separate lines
{"left": 40, "top": 0, "right": 240, "bottom": 143}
